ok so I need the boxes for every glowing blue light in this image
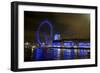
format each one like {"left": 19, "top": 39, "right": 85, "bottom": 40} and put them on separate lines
{"left": 63, "top": 49, "right": 71, "bottom": 59}
{"left": 36, "top": 19, "right": 53, "bottom": 46}
{"left": 63, "top": 49, "right": 75, "bottom": 59}
{"left": 46, "top": 48, "right": 58, "bottom": 60}
{"left": 78, "top": 42, "right": 90, "bottom": 48}
{"left": 71, "top": 49, "right": 75, "bottom": 59}
{"left": 52, "top": 42, "right": 61, "bottom": 47}
{"left": 78, "top": 49, "right": 88, "bottom": 57}
{"left": 54, "top": 34, "right": 60, "bottom": 40}
{"left": 64, "top": 41, "right": 74, "bottom": 47}
{"left": 32, "top": 48, "right": 43, "bottom": 61}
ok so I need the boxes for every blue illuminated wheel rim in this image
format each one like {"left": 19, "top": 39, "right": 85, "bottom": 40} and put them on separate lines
{"left": 36, "top": 19, "right": 53, "bottom": 46}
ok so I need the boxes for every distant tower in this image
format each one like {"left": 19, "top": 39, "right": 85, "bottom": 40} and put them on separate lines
{"left": 53, "top": 33, "right": 61, "bottom": 59}
{"left": 54, "top": 33, "right": 61, "bottom": 40}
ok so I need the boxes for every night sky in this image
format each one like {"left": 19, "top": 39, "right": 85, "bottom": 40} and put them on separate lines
{"left": 24, "top": 11, "right": 90, "bottom": 43}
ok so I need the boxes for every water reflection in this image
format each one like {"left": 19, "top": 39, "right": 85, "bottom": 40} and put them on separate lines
{"left": 24, "top": 41, "right": 90, "bottom": 61}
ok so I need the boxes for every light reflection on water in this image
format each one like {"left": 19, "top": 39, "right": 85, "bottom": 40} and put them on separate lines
{"left": 31, "top": 47, "right": 90, "bottom": 61}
